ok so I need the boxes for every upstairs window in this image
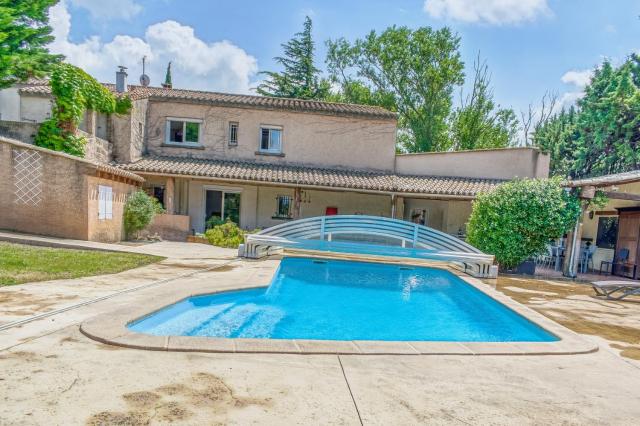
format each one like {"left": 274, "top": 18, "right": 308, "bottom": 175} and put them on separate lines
{"left": 98, "top": 185, "right": 113, "bottom": 220}
{"left": 259, "top": 126, "right": 282, "bottom": 153}
{"left": 166, "top": 118, "right": 201, "bottom": 144}
{"left": 228, "top": 122, "right": 238, "bottom": 146}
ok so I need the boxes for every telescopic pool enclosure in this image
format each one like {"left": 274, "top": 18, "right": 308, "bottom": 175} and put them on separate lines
{"left": 239, "top": 215, "right": 497, "bottom": 278}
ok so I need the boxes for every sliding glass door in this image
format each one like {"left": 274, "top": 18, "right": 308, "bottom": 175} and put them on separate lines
{"left": 204, "top": 188, "right": 241, "bottom": 227}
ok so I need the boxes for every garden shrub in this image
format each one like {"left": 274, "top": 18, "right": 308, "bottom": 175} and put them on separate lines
{"left": 205, "top": 215, "right": 225, "bottom": 230}
{"left": 123, "top": 191, "right": 159, "bottom": 238}
{"left": 205, "top": 221, "right": 245, "bottom": 248}
{"left": 466, "top": 177, "right": 581, "bottom": 269}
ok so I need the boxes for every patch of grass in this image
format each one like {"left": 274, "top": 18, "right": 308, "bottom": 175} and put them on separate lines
{"left": 0, "top": 242, "right": 164, "bottom": 286}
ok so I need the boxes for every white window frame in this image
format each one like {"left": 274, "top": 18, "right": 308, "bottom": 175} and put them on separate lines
{"left": 165, "top": 117, "right": 203, "bottom": 145}
{"left": 202, "top": 185, "right": 242, "bottom": 225}
{"left": 98, "top": 185, "right": 113, "bottom": 220}
{"left": 258, "top": 125, "right": 283, "bottom": 153}
{"left": 228, "top": 122, "right": 239, "bottom": 146}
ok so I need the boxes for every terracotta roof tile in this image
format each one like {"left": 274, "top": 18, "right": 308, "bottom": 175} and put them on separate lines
{"left": 117, "top": 156, "right": 503, "bottom": 197}
{"left": 19, "top": 83, "right": 397, "bottom": 120}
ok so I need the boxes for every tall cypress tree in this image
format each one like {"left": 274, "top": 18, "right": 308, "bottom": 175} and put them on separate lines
{"left": 257, "top": 16, "right": 329, "bottom": 100}
{"left": 0, "top": 0, "right": 63, "bottom": 88}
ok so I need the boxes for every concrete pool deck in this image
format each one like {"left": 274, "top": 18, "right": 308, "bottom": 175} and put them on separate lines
{"left": 1, "top": 241, "right": 640, "bottom": 424}
{"left": 79, "top": 257, "right": 597, "bottom": 355}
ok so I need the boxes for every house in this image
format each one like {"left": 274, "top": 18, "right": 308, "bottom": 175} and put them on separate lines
{"left": 0, "top": 69, "right": 549, "bottom": 242}
{"left": 565, "top": 170, "right": 640, "bottom": 279}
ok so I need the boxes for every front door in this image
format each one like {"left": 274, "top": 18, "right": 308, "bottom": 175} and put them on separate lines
{"left": 205, "top": 189, "right": 241, "bottom": 227}
{"left": 616, "top": 210, "right": 640, "bottom": 279}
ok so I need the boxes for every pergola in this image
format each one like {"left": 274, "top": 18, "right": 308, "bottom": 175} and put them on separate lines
{"left": 563, "top": 170, "right": 640, "bottom": 278}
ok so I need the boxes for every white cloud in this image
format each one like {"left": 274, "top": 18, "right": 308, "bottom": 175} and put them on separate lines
{"left": 48, "top": 1, "right": 259, "bottom": 93}
{"left": 561, "top": 69, "right": 593, "bottom": 88}
{"left": 423, "top": 0, "right": 551, "bottom": 25}
{"left": 554, "top": 69, "right": 593, "bottom": 112}
{"left": 70, "top": 0, "right": 142, "bottom": 20}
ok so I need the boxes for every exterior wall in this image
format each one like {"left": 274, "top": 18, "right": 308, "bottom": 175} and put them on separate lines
{"left": 0, "top": 139, "right": 89, "bottom": 240}
{"left": 86, "top": 176, "right": 136, "bottom": 242}
{"left": 138, "top": 214, "right": 190, "bottom": 241}
{"left": 20, "top": 95, "right": 52, "bottom": 123}
{"left": 111, "top": 98, "right": 147, "bottom": 163}
{"left": 395, "top": 147, "right": 550, "bottom": 179}
{"left": 403, "top": 198, "right": 473, "bottom": 235}
{"left": 0, "top": 120, "right": 39, "bottom": 144}
{"left": 580, "top": 181, "right": 640, "bottom": 269}
{"left": 176, "top": 176, "right": 393, "bottom": 233}
{"left": 0, "top": 87, "right": 21, "bottom": 121}
{"left": 77, "top": 129, "right": 111, "bottom": 164}
{"left": 144, "top": 101, "right": 397, "bottom": 171}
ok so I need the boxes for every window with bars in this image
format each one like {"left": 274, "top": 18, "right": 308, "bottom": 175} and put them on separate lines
{"left": 228, "top": 122, "right": 238, "bottom": 146}
{"left": 274, "top": 195, "right": 292, "bottom": 219}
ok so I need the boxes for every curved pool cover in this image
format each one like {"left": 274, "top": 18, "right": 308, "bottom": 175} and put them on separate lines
{"left": 129, "top": 257, "right": 557, "bottom": 342}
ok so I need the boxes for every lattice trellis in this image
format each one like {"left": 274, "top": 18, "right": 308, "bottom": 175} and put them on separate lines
{"left": 13, "top": 149, "right": 43, "bottom": 206}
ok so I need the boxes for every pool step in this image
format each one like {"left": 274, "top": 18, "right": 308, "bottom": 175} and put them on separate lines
{"left": 142, "top": 304, "right": 233, "bottom": 336}
{"left": 189, "top": 304, "right": 260, "bottom": 337}
{"left": 232, "top": 306, "right": 285, "bottom": 338}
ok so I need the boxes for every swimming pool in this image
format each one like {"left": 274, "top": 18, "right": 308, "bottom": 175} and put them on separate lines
{"left": 128, "top": 257, "right": 557, "bottom": 342}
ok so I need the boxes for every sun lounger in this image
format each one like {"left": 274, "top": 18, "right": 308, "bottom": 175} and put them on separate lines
{"left": 591, "top": 281, "right": 640, "bottom": 300}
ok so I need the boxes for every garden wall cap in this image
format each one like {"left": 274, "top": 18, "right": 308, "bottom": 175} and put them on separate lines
{"left": 0, "top": 136, "right": 145, "bottom": 183}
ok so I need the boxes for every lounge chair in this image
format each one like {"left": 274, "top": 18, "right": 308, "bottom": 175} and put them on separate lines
{"left": 591, "top": 280, "right": 640, "bottom": 300}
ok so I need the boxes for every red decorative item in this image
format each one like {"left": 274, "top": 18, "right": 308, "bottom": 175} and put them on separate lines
{"left": 325, "top": 207, "right": 338, "bottom": 216}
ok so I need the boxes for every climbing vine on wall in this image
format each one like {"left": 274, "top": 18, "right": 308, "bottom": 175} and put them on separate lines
{"left": 34, "top": 63, "right": 131, "bottom": 157}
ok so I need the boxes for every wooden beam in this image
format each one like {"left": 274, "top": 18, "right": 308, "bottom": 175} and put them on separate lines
{"left": 602, "top": 190, "right": 640, "bottom": 202}
{"left": 292, "top": 188, "right": 302, "bottom": 219}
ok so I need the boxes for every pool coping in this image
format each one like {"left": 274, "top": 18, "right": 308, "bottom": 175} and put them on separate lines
{"left": 80, "top": 257, "right": 599, "bottom": 356}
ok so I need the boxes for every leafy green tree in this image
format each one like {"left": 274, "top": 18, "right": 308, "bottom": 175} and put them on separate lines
{"left": 467, "top": 178, "right": 581, "bottom": 269}
{"left": 449, "top": 56, "right": 519, "bottom": 150}
{"left": 124, "top": 191, "right": 160, "bottom": 238}
{"left": 326, "top": 26, "right": 465, "bottom": 152}
{"left": 533, "top": 106, "right": 579, "bottom": 177}
{"left": 0, "top": 0, "right": 63, "bottom": 88}
{"left": 257, "top": 16, "right": 329, "bottom": 100}
{"left": 534, "top": 56, "right": 640, "bottom": 178}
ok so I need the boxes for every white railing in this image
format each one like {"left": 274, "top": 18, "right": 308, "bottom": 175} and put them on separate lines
{"left": 241, "top": 215, "right": 496, "bottom": 278}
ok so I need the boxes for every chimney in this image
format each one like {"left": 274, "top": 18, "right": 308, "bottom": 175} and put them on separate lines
{"left": 116, "top": 66, "right": 128, "bottom": 93}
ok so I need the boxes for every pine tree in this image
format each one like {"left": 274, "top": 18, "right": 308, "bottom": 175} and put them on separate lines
{"left": 257, "top": 16, "right": 329, "bottom": 99}
{"left": 162, "top": 61, "right": 172, "bottom": 88}
{"left": 0, "top": 0, "right": 63, "bottom": 88}
{"left": 533, "top": 56, "right": 640, "bottom": 178}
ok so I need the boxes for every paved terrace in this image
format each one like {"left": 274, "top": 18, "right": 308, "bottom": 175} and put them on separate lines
{"left": 1, "top": 239, "right": 639, "bottom": 424}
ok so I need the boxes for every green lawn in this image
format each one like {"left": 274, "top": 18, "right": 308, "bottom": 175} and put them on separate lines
{"left": 0, "top": 242, "right": 164, "bottom": 286}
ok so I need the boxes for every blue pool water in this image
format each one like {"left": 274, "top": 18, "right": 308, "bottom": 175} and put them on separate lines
{"left": 129, "top": 257, "right": 557, "bottom": 342}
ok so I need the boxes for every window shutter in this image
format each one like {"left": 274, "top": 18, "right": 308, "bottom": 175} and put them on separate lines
{"left": 105, "top": 186, "right": 113, "bottom": 219}
{"left": 98, "top": 186, "right": 106, "bottom": 219}
{"left": 98, "top": 185, "right": 113, "bottom": 220}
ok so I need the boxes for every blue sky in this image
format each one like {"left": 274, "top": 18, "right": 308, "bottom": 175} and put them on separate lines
{"left": 49, "top": 0, "right": 640, "bottom": 115}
